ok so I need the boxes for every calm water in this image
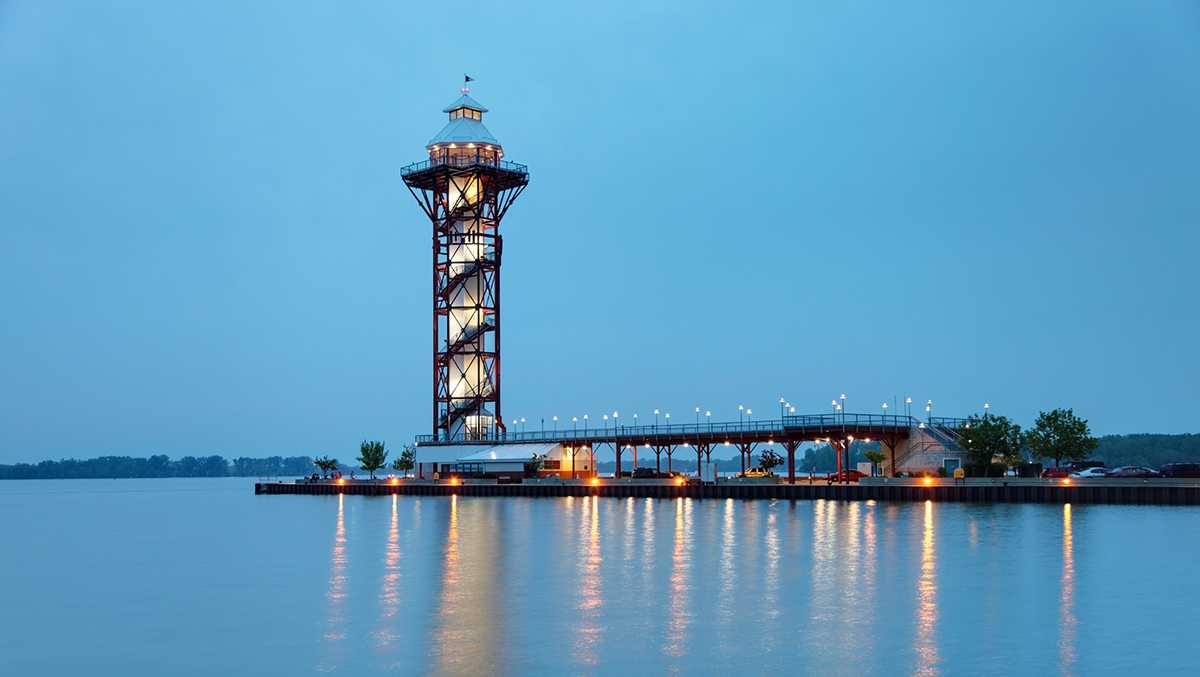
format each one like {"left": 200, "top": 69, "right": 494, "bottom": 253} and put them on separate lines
{"left": 2, "top": 478, "right": 1197, "bottom": 676}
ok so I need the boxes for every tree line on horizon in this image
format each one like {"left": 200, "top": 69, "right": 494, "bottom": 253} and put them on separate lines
{"left": 0, "top": 454, "right": 314, "bottom": 480}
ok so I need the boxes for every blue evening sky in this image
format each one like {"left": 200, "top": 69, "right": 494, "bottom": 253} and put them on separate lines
{"left": 2, "top": 1, "right": 1198, "bottom": 463}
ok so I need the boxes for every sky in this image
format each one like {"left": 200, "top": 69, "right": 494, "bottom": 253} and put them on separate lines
{"left": 1, "top": 1, "right": 1198, "bottom": 463}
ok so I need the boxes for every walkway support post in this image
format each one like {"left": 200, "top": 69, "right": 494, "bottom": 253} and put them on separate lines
{"left": 786, "top": 439, "right": 797, "bottom": 484}
{"left": 739, "top": 442, "right": 753, "bottom": 476}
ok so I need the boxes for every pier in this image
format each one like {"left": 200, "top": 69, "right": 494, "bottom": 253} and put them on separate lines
{"left": 256, "top": 477, "right": 1200, "bottom": 505}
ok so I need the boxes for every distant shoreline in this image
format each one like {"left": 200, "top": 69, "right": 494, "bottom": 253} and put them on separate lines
{"left": 3, "top": 433, "right": 1196, "bottom": 480}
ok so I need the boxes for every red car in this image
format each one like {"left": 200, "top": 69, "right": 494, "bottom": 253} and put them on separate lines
{"left": 1041, "top": 467, "right": 1072, "bottom": 478}
{"left": 826, "top": 469, "right": 868, "bottom": 483}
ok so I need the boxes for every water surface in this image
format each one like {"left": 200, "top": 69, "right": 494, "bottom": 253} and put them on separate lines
{"left": 1, "top": 478, "right": 1195, "bottom": 675}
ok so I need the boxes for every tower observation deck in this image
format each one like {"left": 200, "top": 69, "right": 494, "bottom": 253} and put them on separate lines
{"left": 402, "top": 88, "right": 529, "bottom": 441}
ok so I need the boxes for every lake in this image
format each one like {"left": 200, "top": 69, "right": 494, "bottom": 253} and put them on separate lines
{"left": 1, "top": 478, "right": 1196, "bottom": 676}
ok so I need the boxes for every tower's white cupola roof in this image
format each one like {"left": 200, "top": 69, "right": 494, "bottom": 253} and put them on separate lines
{"left": 427, "top": 90, "right": 501, "bottom": 149}
{"left": 442, "top": 94, "right": 488, "bottom": 114}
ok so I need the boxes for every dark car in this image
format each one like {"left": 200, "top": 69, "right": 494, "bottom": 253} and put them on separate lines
{"left": 1041, "top": 467, "right": 1072, "bottom": 479}
{"left": 827, "top": 469, "right": 867, "bottom": 483}
{"left": 631, "top": 467, "right": 659, "bottom": 479}
{"left": 1105, "top": 466, "right": 1161, "bottom": 478}
{"left": 1159, "top": 463, "right": 1200, "bottom": 478}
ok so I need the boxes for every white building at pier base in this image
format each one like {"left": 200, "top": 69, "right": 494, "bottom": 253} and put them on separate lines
{"left": 413, "top": 443, "right": 593, "bottom": 479}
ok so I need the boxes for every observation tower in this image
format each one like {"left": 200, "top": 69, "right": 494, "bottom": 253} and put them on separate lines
{"left": 401, "top": 86, "right": 529, "bottom": 441}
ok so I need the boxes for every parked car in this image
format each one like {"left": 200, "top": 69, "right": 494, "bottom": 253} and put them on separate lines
{"left": 1105, "top": 466, "right": 1161, "bottom": 478}
{"left": 631, "top": 467, "right": 659, "bottom": 479}
{"left": 827, "top": 469, "right": 868, "bottom": 483}
{"left": 739, "top": 468, "right": 771, "bottom": 479}
{"left": 1041, "top": 467, "right": 1072, "bottom": 479}
{"left": 1063, "top": 460, "right": 1107, "bottom": 473}
{"left": 1159, "top": 463, "right": 1200, "bottom": 478}
{"left": 1069, "top": 467, "right": 1109, "bottom": 479}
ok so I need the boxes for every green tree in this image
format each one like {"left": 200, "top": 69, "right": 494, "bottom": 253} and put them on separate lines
{"left": 863, "top": 450, "right": 886, "bottom": 477}
{"left": 1026, "top": 408, "right": 1098, "bottom": 468}
{"left": 391, "top": 446, "right": 416, "bottom": 476}
{"left": 524, "top": 453, "right": 546, "bottom": 475}
{"left": 758, "top": 449, "right": 784, "bottom": 474}
{"left": 958, "top": 414, "right": 1024, "bottom": 475}
{"left": 357, "top": 440, "right": 388, "bottom": 479}
{"left": 314, "top": 456, "right": 338, "bottom": 478}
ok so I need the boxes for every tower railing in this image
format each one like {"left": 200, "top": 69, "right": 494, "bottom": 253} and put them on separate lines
{"left": 400, "top": 155, "right": 528, "bottom": 177}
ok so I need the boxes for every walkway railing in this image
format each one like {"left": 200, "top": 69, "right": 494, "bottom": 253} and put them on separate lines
{"left": 415, "top": 412, "right": 958, "bottom": 445}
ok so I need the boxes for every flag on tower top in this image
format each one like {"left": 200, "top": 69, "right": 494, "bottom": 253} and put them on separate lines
{"left": 464, "top": 74, "right": 474, "bottom": 83}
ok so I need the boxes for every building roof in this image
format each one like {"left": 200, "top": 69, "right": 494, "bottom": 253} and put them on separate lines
{"left": 442, "top": 93, "right": 489, "bottom": 113}
{"left": 456, "top": 443, "right": 559, "bottom": 462}
{"left": 415, "top": 445, "right": 491, "bottom": 463}
{"left": 426, "top": 117, "right": 501, "bottom": 148}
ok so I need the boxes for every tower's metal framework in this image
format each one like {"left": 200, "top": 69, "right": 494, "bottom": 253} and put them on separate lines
{"left": 401, "top": 91, "right": 528, "bottom": 441}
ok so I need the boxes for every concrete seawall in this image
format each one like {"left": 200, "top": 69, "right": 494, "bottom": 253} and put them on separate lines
{"left": 256, "top": 479, "right": 1200, "bottom": 505}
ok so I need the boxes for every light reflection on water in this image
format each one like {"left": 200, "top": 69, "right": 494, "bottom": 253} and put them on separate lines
{"left": 762, "top": 502, "right": 780, "bottom": 650}
{"left": 5, "top": 479, "right": 1198, "bottom": 676}
{"left": 665, "top": 497, "right": 692, "bottom": 660}
{"left": 1060, "top": 504, "right": 1076, "bottom": 677}
{"left": 374, "top": 495, "right": 401, "bottom": 648}
{"left": 317, "top": 493, "right": 347, "bottom": 672}
{"left": 715, "top": 498, "right": 735, "bottom": 659}
{"left": 574, "top": 495, "right": 603, "bottom": 666}
{"left": 915, "top": 500, "right": 940, "bottom": 677}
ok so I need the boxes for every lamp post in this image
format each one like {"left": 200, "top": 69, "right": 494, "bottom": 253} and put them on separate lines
{"left": 905, "top": 396, "right": 913, "bottom": 418}
{"left": 694, "top": 406, "right": 700, "bottom": 427}
{"left": 983, "top": 402, "right": 990, "bottom": 419}
{"left": 706, "top": 410, "right": 712, "bottom": 431}
{"left": 779, "top": 396, "right": 786, "bottom": 419}
{"left": 738, "top": 404, "right": 744, "bottom": 426}
{"left": 583, "top": 414, "right": 589, "bottom": 434}
{"left": 926, "top": 400, "right": 933, "bottom": 423}
{"left": 552, "top": 415, "right": 558, "bottom": 433}
{"left": 840, "top": 393, "right": 847, "bottom": 422}
{"left": 520, "top": 417, "right": 526, "bottom": 434}
{"left": 881, "top": 402, "right": 888, "bottom": 423}
{"left": 572, "top": 416, "right": 578, "bottom": 436}
{"left": 613, "top": 411, "right": 619, "bottom": 436}
{"left": 654, "top": 409, "right": 660, "bottom": 429}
